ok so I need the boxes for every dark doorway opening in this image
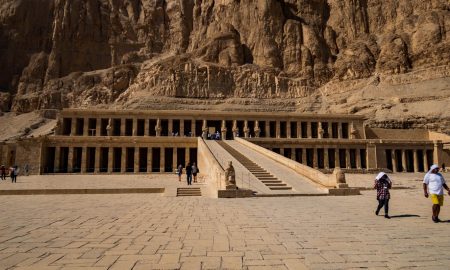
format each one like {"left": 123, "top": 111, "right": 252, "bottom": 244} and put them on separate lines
{"left": 189, "top": 148, "right": 197, "bottom": 164}
{"left": 295, "top": 148, "right": 302, "bottom": 163}
{"left": 248, "top": 121, "right": 255, "bottom": 137}
{"left": 259, "top": 121, "right": 266, "bottom": 137}
{"left": 290, "top": 122, "right": 297, "bottom": 138}
{"left": 283, "top": 148, "right": 291, "bottom": 159}
{"left": 350, "top": 149, "right": 356, "bottom": 168}
{"left": 322, "top": 122, "right": 329, "bottom": 138}
{"left": 60, "top": 147, "right": 69, "bottom": 173}
{"left": 100, "top": 148, "right": 108, "bottom": 172}
{"left": 360, "top": 149, "right": 367, "bottom": 169}
{"left": 137, "top": 119, "right": 145, "bottom": 136}
{"left": 226, "top": 121, "right": 234, "bottom": 139}
{"left": 417, "top": 150, "right": 424, "bottom": 172}
{"left": 306, "top": 148, "right": 314, "bottom": 167}
{"left": 165, "top": 148, "right": 173, "bottom": 172}
{"left": 86, "top": 147, "right": 95, "bottom": 172}
{"left": 45, "top": 147, "right": 55, "bottom": 173}
{"left": 177, "top": 148, "right": 186, "bottom": 168}
{"left": 311, "top": 122, "right": 318, "bottom": 138}
{"left": 269, "top": 121, "right": 276, "bottom": 138}
{"left": 301, "top": 122, "right": 308, "bottom": 138}
{"left": 195, "top": 120, "right": 203, "bottom": 137}
{"left": 173, "top": 120, "right": 180, "bottom": 136}
{"left": 113, "top": 148, "right": 122, "bottom": 172}
{"left": 139, "top": 148, "right": 148, "bottom": 172}
{"left": 101, "top": 119, "right": 108, "bottom": 136}
{"left": 386, "top": 150, "right": 393, "bottom": 171}
{"left": 184, "top": 120, "right": 192, "bottom": 136}
{"left": 332, "top": 122, "right": 338, "bottom": 138}
{"left": 73, "top": 147, "right": 82, "bottom": 172}
{"left": 126, "top": 148, "right": 134, "bottom": 172}
{"left": 339, "top": 149, "right": 346, "bottom": 168}
{"left": 76, "top": 118, "right": 84, "bottom": 136}
{"left": 62, "top": 118, "right": 72, "bottom": 135}
{"left": 317, "top": 148, "right": 324, "bottom": 169}
{"left": 342, "top": 123, "right": 349, "bottom": 139}
{"left": 88, "top": 119, "right": 96, "bottom": 136}
{"left": 149, "top": 119, "right": 157, "bottom": 136}
{"left": 328, "top": 149, "right": 335, "bottom": 169}
{"left": 161, "top": 119, "right": 169, "bottom": 136}
{"left": 113, "top": 119, "right": 121, "bottom": 136}
{"left": 280, "top": 121, "right": 287, "bottom": 138}
{"left": 152, "top": 148, "right": 160, "bottom": 172}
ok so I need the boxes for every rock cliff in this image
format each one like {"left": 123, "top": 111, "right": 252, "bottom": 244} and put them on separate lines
{"left": 0, "top": 0, "right": 449, "bottom": 133}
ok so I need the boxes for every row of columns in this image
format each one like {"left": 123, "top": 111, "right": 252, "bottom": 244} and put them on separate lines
{"left": 389, "top": 149, "right": 432, "bottom": 173}
{"left": 50, "top": 146, "right": 195, "bottom": 173}
{"left": 63, "top": 117, "right": 355, "bottom": 139}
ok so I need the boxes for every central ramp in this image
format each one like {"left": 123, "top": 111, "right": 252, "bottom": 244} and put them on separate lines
{"left": 205, "top": 140, "right": 328, "bottom": 195}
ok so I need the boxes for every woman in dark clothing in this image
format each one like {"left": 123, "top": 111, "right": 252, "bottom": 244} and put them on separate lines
{"left": 374, "top": 172, "right": 392, "bottom": 219}
{"left": 185, "top": 163, "right": 193, "bottom": 185}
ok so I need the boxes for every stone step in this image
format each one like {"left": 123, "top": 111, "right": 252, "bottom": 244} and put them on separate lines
{"left": 266, "top": 183, "right": 287, "bottom": 186}
{"left": 260, "top": 180, "right": 282, "bottom": 183}
{"left": 269, "top": 186, "right": 293, "bottom": 190}
{"left": 177, "top": 188, "right": 202, "bottom": 197}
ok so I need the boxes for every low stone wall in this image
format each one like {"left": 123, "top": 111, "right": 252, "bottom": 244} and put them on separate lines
{"left": 197, "top": 138, "right": 227, "bottom": 191}
{"left": 235, "top": 138, "right": 337, "bottom": 188}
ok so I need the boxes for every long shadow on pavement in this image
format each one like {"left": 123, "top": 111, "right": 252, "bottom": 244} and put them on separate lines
{"left": 389, "top": 214, "right": 420, "bottom": 218}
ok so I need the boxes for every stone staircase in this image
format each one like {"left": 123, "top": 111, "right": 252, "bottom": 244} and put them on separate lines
{"left": 217, "top": 141, "right": 292, "bottom": 191}
{"left": 177, "top": 187, "right": 202, "bottom": 197}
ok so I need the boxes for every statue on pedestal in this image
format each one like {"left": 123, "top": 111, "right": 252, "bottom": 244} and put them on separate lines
{"left": 254, "top": 120, "right": 260, "bottom": 138}
{"left": 224, "top": 161, "right": 237, "bottom": 190}
{"left": 106, "top": 118, "right": 112, "bottom": 136}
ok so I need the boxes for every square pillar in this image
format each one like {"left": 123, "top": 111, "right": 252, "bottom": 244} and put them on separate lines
{"left": 180, "top": 120, "right": 185, "bottom": 136}
{"left": 318, "top": 122, "right": 323, "bottom": 139}
{"left": 433, "top": 141, "right": 443, "bottom": 166}
{"left": 280, "top": 148, "right": 285, "bottom": 156}
{"left": 185, "top": 147, "right": 190, "bottom": 165}
{"left": 276, "top": 121, "right": 280, "bottom": 138}
{"left": 54, "top": 146, "right": 61, "bottom": 173}
{"left": 413, "top": 150, "right": 419, "bottom": 172}
{"left": 356, "top": 148, "right": 362, "bottom": 169}
{"left": 302, "top": 148, "right": 307, "bottom": 165}
{"left": 168, "top": 119, "right": 173, "bottom": 136}
{"left": 144, "top": 119, "right": 149, "bottom": 136}
{"left": 95, "top": 147, "right": 101, "bottom": 173}
{"left": 134, "top": 147, "right": 139, "bottom": 173}
{"left": 391, "top": 149, "right": 397, "bottom": 173}
{"left": 191, "top": 120, "right": 196, "bottom": 137}
{"left": 345, "top": 149, "right": 351, "bottom": 169}
{"left": 366, "top": 143, "right": 377, "bottom": 169}
{"left": 120, "top": 119, "right": 125, "bottom": 136}
{"left": 68, "top": 147, "right": 74, "bottom": 173}
{"left": 291, "top": 148, "right": 296, "bottom": 161}
{"left": 265, "top": 123, "right": 270, "bottom": 138}
{"left": 70, "top": 118, "right": 77, "bottom": 136}
{"left": 423, "top": 149, "right": 429, "bottom": 171}
{"left": 132, "top": 118, "right": 138, "bottom": 136}
{"left": 324, "top": 148, "right": 329, "bottom": 169}
{"left": 81, "top": 147, "right": 87, "bottom": 173}
{"left": 335, "top": 148, "right": 340, "bottom": 168}
{"left": 96, "top": 118, "right": 101, "bottom": 136}
{"left": 287, "top": 121, "right": 291, "bottom": 139}
{"left": 172, "top": 148, "right": 177, "bottom": 171}
{"left": 108, "top": 147, "right": 114, "bottom": 173}
{"left": 307, "top": 122, "right": 312, "bottom": 138}
{"left": 83, "top": 118, "right": 89, "bottom": 136}
{"left": 338, "top": 124, "right": 343, "bottom": 139}
{"left": 297, "top": 122, "right": 302, "bottom": 138}
{"left": 313, "top": 148, "right": 318, "bottom": 168}
{"left": 401, "top": 149, "right": 407, "bottom": 172}
{"left": 121, "top": 147, "right": 127, "bottom": 172}
{"left": 160, "top": 147, "right": 165, "bottom": 172}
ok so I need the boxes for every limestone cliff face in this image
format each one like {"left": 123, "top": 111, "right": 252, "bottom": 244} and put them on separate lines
{"left": 0, "top": 0, "right": 449, "bottom": 131}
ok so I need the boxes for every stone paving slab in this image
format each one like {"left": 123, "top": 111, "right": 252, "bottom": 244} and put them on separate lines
{"left": 0, "top": 173, "right": 450, "bottom": 269}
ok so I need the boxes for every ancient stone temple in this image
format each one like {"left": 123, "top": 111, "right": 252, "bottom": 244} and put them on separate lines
{"left": 2, "top": 109, "right": 449, "bottom": 177}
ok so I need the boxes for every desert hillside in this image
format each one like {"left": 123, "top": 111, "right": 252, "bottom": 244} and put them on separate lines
{"left": 0, "top": 0, "right": 449, "bottom": 140}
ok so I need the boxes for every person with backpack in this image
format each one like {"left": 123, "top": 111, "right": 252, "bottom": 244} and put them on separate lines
{"left": 192, "top": 162, "right": 199, "bottom": 183}
{"left": 185, "top": 162, "right": 193, "bottom": 185}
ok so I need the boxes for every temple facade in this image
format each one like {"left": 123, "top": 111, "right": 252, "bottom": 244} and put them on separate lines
{"left": 2, "top": 109, "right": 449, "bottom": 175}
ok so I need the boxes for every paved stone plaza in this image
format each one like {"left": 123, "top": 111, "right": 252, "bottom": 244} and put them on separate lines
{"left": 1, "top": 174, "right": 450, "bottom": 270}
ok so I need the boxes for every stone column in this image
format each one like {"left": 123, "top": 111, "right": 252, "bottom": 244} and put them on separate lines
{"left": 338, "top": 123, "right": 343, "bottom": 139}
{"left": 168, "top": 119, "right": 173, "bottom": 136}
{"left": 307, "top": 122, "right": 312, "bottom": 138}
{"left": 265, "top": 122, "right": 270, "bottom": 138}
{"left": 423, "top": 150, "right": 429, "bottom": 171}
{"left": 134, "top": 147, "right": 140, "bottom": 173}
{"left": 68, "top": 147, "right": 74, "bottom": 173}
{"left": 413, "top": 150, "right": 419, "bottom": 172}
{"left": 324, "top": 148, "right": 329, "bottom": 169}
{"left": 95, "top": 118, "right": 101, "bottom": 136}
{"left": 202, "top": 120, "right": 208, "bottom": 139}
{"left": 313, "top": 148, "right": 318, "bottom": 168}
{"left": 54, "top": 146, "right": 61, "bottom": 173}
{"left": 144, "top": 119, "right": 149, "bottom": 136}
{"left": 81, "top": 147, "right": 87, "bottom": 173}
{"left": 160, "top": 147, "right": 165, "bottom": 172}
{"left": 291, "top": 148, "right": 296, "bottom": 161}
{"left": 335, "top": 149, "right": 340, "bottom": 168}
{"left": 70, "top": 118, "right": 77, "bottom": 136}
{"left": 401, "top": 149, "right": 407, "bottom": 172}
{"left": 275, "top": 121, "right": 280, "bottom": 138}
{"left": 120, "top": 119, "right": 126, "bottom": 136}
{"left": 95, "top": 147, "right": 101, "bottom": 173}
{"left": 172, "top": 148, "right": 177, "bottom": 171}
{"left": 433, "top": 141, "right": 443, "bottom": 166}
{"left": 366, "top": 142, "right": 377, "bottom": 170}
{"left": 324, "top": 122, "right": 330, "bottom": 138}
{"left": 121, "top": 147, "right": 127, "bottom": 172}
{"left": 356, "top": 149, "right": 362, "bottom": 169}
{"left": 191, "top": 120, "right": 196, "bottom": 137}
{"left": 302, "top": 149, "right": 307, "bottom": 165}
{"left": 297, "top": 122, "right": 302, "bottom": 138}
{"left": 350, "top": 122, "right": 357, "bottom": 139}
{"left": 221, "top": 120, "right": 227, "bottom": 140}
{"left": 185, "top": 147, "right": 190, "bottom": 164}
{"left": 108, "top": 147, "right": 114, "bottom": 173}
{"left": 232, "top": 120, "right": 239, "bottom": 139}
{"left": 180, "top": 120, "right": 185, "bottom": 136}
{"left": 147, "top": 148, "right": 153, "bottom": 172}
{"left": 83, "top": 118, "right": 89, "bottom": 136}
{"left": 345, "top": 149, "right": 351, "bottom": 169}
{"left": 280, "top": 148, "right": 285, "bottom": 156}
{"left": 132, "top": 118, "right": 137, "bottom": 136}
{"left": 254, "top": 120, "right": 260, "bottom": 138}
{"left": 287, "top": 121, "right": 291, "bottom": 138}
{"left": 391, "top": 149, "right": 397, "bottom": 173}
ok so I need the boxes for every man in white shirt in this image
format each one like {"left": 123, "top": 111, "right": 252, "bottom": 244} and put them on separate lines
{"left": 423, "top": 164, "right": 450, "bottom": 223}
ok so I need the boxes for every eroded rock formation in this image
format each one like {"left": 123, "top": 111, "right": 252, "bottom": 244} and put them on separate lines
{"left": 0, "top": 0, "right": 449, "bottom": 132}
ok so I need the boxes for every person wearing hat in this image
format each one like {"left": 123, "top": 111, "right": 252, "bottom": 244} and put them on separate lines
{"left": 423, "top": 164, "right": 450, "bottom": 223}
{"left": 374, "top": 172, "right": 392, "bottom": 219}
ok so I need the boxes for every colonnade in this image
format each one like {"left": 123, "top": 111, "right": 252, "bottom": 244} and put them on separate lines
{"left": 60, "top": 117, "right": 356, "bottom": 139}
{"left": 44, "top": 146, "right": 197, "bottom": 174}
{"left": 387, "top": 148, "right": 433, "bottom": 173}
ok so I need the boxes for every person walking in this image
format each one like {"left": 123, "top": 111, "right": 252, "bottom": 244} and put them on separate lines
{"left": 423, "top": 164, "right": 450, "bottom": 223}
{"left": 192, "top": 162, "right": 199, "bottom": 183}
{"left": 374, "top": 172, "right": 392, "bottom": 219}
{"left": 185, "top": 162, "right": 193, "bottom": 185}
{"left": 0, "top": 165, "right": 6, "bottom": 180}
{"left": 177, "top": 164, "right": 183, "bottom": 182}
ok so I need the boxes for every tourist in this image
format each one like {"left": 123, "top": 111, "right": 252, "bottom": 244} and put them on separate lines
{"left": 10, "top": 166, "right": 18, "bottom": 183}
{"left": 423, "top": 164, "right": 450, "bottom": 223}
{"left": 0, "top": 165, "right": 6, "bottom": 180}
{"left": 185, "top": 162, "right": 193, "bottom": 185}
{"left": 374, "top": 172, "right": 392, "bottom": 219}
{"left": 192, "top": 162, "right": 199, "bottom": 183}
{"left": 215, "top": 131, "right": 220, "bottom": 140}
{"left": 177, "top": 164, "right": 183, "bottom": 182}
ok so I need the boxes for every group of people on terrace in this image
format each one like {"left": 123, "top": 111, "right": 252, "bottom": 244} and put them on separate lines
{"left": 177, "top": 162, "right": 199, "bottom": 185}
{"left": 0, "top": 165, "right": 22, "bottom": 183}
